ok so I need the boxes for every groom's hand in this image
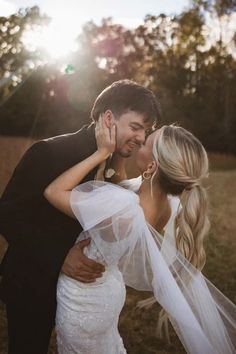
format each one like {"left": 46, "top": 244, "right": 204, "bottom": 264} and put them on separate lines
{"left": 61, "top": 239, "right": 105, "bottom": 283}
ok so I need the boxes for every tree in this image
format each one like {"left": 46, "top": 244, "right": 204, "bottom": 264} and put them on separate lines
{"left": 0, "top": 6, "right": 50, "bottom": 102}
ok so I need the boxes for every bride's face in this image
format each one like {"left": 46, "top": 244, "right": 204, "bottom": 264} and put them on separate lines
{"left": 135, "top": 129, "right": 160, "bottom": 173}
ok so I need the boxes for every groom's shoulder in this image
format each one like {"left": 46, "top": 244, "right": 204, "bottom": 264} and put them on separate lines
{"left": 20, "top": 123, "right": 95, "bottom": 166}
{"left": 30, "top": 123, "right": 95, "bottom": 153}
{"left": 42, "top": 123, "right": 94, "bottom": 147}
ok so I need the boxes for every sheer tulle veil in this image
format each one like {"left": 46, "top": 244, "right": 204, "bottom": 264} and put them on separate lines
{"left": 70, "top": 179, "right": 236, "bottom": 354}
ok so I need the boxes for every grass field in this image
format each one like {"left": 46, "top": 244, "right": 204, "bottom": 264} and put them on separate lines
{"left": 0, "top": 136, "right": 236, "bottom": 354}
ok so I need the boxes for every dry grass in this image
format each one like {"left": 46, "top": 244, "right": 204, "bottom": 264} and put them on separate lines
{"left": 0, "top": 136, "right": 236, "bottom": 354}
{"left": 0, "top": 136, "right": 34, "bottom": 195}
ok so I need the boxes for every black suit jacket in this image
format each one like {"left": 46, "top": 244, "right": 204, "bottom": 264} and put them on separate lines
{"left": 0, "top": 123, "right": 98, "bottom": 304}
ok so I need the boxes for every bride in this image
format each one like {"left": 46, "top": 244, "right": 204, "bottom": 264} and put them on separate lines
{"left": 44, "top": 118, "right": 236, "bottom": 354}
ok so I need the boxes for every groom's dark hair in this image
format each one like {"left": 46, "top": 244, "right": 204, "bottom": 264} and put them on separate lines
{"left": 91, "top": 79, "right": 161, "bottom": 124}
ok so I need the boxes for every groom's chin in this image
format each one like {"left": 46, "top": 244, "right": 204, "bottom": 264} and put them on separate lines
{"left": 118, "top": 150, "right": 132, "bottom": 158}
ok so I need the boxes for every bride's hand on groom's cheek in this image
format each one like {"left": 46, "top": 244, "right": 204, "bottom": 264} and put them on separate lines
{"left": 95, "top": 115, "right": 116, "bottom": 157}
{"left": 61, "top": 239, "right": 105, "bottom": 283}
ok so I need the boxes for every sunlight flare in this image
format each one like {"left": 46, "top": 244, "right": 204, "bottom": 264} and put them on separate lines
{"left": 22, "top": 5, "right": 83, "bottom": 59}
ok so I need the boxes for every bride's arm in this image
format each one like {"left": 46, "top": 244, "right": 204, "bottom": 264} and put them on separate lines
{"left": 44, "top": 118, "right": 116, "bottom": 218}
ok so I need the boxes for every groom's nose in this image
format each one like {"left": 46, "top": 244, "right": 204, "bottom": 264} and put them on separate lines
{"left": 135, "top": 130, "right": 146, "bottom": 145}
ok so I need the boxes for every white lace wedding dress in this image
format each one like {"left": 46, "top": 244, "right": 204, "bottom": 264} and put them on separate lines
{"left": 56, "top": 180, "right": 236, "bottom": 354}
{"left": 56, "top": 242, "right": 127, "bottom": 353}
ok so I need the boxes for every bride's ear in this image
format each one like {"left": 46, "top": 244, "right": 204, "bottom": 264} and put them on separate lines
{"left": 146, "top": 160, "right": 158, "bottom": 175}
{"left": 103, "top": 110, "right": 115, "bottom": 129}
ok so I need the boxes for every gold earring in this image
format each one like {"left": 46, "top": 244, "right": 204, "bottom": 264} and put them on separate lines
{"left": 142, "top": 171, "right": 151, "bottom": 180}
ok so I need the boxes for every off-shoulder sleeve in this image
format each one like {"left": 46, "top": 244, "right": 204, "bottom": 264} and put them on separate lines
{"left": 70, "top": 181, "right": 153, "bottom": 286}
{"left": 70, "top": 181, "right": 139, "bottom": 231}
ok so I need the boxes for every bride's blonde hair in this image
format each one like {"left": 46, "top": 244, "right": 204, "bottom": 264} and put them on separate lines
{"left": 152, "top": 125, "right": 210, "bottom": 270}
{"left": 139, "top": 125, "right": 210, "bottom": 342}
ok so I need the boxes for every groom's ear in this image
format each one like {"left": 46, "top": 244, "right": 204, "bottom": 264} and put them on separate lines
{"left": 103, "top": 110, "right": 115, "bottom": 129}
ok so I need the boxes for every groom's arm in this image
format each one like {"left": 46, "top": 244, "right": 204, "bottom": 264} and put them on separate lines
{"left": 0, "top": 141, "right": 52, "bottom": 244}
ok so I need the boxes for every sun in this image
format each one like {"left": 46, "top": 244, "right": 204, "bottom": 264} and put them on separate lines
{"left": 22, "top": 7, "right": 82, "bottom": 59}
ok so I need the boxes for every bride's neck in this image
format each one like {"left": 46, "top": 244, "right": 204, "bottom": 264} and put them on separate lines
{"left": 138, "top": 179, "right": 171, "bottom": 232}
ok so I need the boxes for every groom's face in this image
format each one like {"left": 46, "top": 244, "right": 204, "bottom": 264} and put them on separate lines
{"left": 114, "top": 111, "right": 153, "bottom": 157}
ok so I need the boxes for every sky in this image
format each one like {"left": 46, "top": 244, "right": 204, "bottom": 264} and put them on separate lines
{"left": 0, "top": 0, "right": 192, "bottom": 58}
{"left": 1, "top": 0, "right": 191, "bottom": 27}
{"left": 1, "top": 0, "right": 235, "bottom": 59}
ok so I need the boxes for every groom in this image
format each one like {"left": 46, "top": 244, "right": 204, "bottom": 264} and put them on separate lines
{"left": 0, "top": 79, "right": 161, "bottom": 354}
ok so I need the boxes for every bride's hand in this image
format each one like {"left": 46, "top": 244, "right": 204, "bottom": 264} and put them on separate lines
{"left": 95, "top": 115, "right": 116, "bottom": 158}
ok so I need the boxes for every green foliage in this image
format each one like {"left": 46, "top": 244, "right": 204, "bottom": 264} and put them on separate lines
{"left": 0, "top": 6, "right": 50, "bottom": 98}
{"left": 0, "top": 4, "right": 235, "bottom": 153}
